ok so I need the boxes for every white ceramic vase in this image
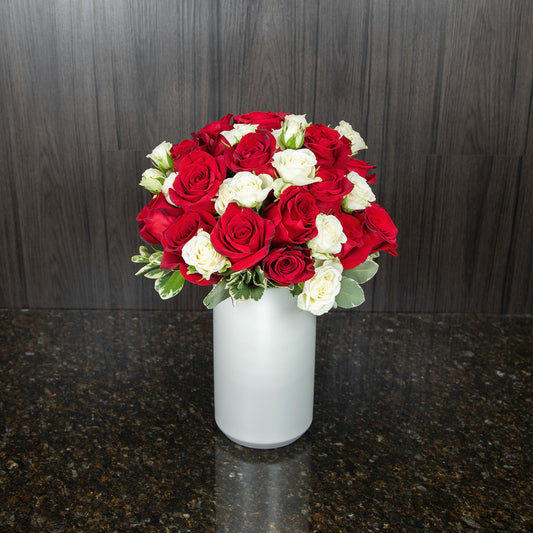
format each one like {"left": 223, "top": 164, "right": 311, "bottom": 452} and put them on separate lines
{"left": 213, "top": 288, "right": 317, "bottom": 449}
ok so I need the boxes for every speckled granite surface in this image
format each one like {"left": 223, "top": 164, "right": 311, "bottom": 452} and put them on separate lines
{"left": 0, "top": 310, "right": 531, "bottom": 532}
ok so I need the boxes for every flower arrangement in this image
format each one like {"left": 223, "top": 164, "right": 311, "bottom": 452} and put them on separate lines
{"left": 132, "top": 111, "right": 397, "bottom": 315}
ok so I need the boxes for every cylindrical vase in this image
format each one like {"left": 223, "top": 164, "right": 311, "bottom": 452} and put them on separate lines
{"left": 213, "top": 288, "right": 316, "bottom": 449}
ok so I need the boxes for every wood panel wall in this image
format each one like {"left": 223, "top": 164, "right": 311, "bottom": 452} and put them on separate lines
{"left": 0, "top": 0, "right": 531, "bottom": 312}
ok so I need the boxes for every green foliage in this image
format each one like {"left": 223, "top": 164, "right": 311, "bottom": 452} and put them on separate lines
{"left": 335, "top": 276, "right": 365, "bottom": 309}
{"left": 203, "top": 279, "right": 231, "bottom": 309}
{"left": 131, "top": 246, "right": 152, "bottom": 263}
{"left": 155, "top": 270, "right": 185, "bottom": 300}
{"left": 225, "top": 267, "right": 267, "bottom": 301}
{"left": 131, "top": 246, "right": 184, "bottom": 300}
{"left": 289, "top": 283, "right": 304, "bottom": 297}
{"left": 343, "top": 257, "right": 379, "bottom": 285}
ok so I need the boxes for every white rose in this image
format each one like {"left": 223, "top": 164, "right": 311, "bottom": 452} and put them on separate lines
{"left": 335, "top": 120, "right": 367, "bottom": 154}
{"left": 270, "top": 128, "right": 284, "bottom": 150}
{"left": 220, "top": 123, "right": 258, "bottom": 146}
{"left": 307, "top": 214, "right": 347, "bottom": 255}
{"left": 342, "top": 171, "right": 376, "bottom": 212}
{"left": 272, "top": 149, "right": 319, "bottom": 186}
{"left": 214, "top": 179, "right": 233, "bottom": 215}
{"left": 226, "top": 171, "right": 273, "bottom": 208}
{"left": 161, "top": 172, "right": 179, "bottom": 206}
{"left": 297, "top": 260, "right": 343, "bottom": 316}
{"left": 281, "top": 114, "right": 309, "bottom": 149}
{"left": 139, "top": 168, "right": 166, "bottom": 194}
{"left": 272, "top": 178, "right": 291, "bottom": 198}
{"left": 147, "top": 141, "right": 173, "bottom": 170}
{"left": 181, "top": 230, "right": 230, "bottom": 280}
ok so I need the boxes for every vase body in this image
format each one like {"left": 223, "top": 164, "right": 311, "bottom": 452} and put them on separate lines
{"left": 213, "top": 288, "right": 316, "bottom": 449}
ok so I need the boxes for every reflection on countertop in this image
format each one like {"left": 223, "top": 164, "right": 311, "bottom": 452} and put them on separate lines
{"left": 0, "top": 310, "right": 531, "bottom": 531}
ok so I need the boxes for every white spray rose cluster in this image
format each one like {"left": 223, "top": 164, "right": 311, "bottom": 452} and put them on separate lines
{"left": 307, "top": 214, "right": 347, "bottom": 255}
{"left": 220, "top": 123, "right": 258, "bottom": 146}
{"left": 272, "top": 149, "right": 320, "bottom": 186}
{"left": 297, "top": 259, "right": 343, "bottom": 316}
{"left": 342, "top": 171, "right": 376, "bottom": 212}
{"left": 214, "top": 171, "right": 274, "bottom": 215}
{"left": 146, "top": 141, "right": 173, "bottom": 171}
{"left": 335, "top": 120, "right": 367, "bottom": 154}
{"left": 181, "top": 229, "right": 230, "bottom": 280}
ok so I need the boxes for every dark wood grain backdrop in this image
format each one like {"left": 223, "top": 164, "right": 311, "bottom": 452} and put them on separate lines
{"left": 0, "top": 0, "right": 531, "bottom": 312}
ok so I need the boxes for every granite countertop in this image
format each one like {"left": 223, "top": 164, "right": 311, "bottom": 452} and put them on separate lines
{"left": 0, "top": 310, "right": 531, "bottom": 532}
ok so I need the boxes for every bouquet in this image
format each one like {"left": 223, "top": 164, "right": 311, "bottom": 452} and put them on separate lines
{"left": 132, "top": 111, "right": 397, "bottom": 315}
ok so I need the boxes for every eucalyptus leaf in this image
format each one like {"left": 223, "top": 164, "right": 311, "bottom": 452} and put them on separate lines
{"left": 343, "top": 258, "right": 379, "bottom": 285}
{"left": 203, "top": 280, "right": 231, "bottom": 309}
{"left": 335, "top": 276, "right": 365, "bottom": 309}
{"left": 155, "top": 270, "right": 185, "bottom": 300}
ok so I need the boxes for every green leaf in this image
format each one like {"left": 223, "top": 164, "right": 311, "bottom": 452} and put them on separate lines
{"left": 149, "top": 251, "right": 164, "bottom": 265}
{"left": 131, "top": 254, "right": 150, "bottom": 264}
{"left": 143, "top": 268, "right": 167, "bottom": 280}
{"left": 343, "top": 258, "right": 379, "bottom": 285}
{"left": 131, "top": 246, "right": 152, "bottom": 263}
{"left": 139, "top": 246, "right": 151, "bottom": 258}
{"left": 335, "top": 276, "right": 365, "bottom": 309}
{"left": 225, "top": 267, "right": 267, "bottom": 301}
{"left": 155, "top": 270, "right": 185, "bottom": 300}
{"left": 229, "top": 282, "right": 265, "bottom": 302}
{"left": 135, "top": 263, "right": 158, "bottom": 276}
{"left": 289, "top": 283, "right": 303, "bottom": 297}
{"left": 203, "top": 279, "right": 231, "bottom": 309}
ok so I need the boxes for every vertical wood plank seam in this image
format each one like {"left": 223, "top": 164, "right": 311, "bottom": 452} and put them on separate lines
{"left": 501, "top": 155, "right": 523, "bottom": 313}
{"left": 524, "top": 87, "right": 533, "bottom": 153}
{"left": 109, "top": 18, "right": 122, "bottom": 151}
{"left": 215, "top": 0, "right": 221, "bottom": 119}
{"left": 90, "top": 0, "right": 112, "bottom": 307}
{"left": 363, "top": 1, "right": 371, "bottom": 136}
{"left": 428, "top": 8, "right": 446, "bottom": 154}
{"left": 412, "top": 156, "right": 431, "bottom": 313}
{"left": 0, "top": 2, "right": 28, "bottom": 307}
{"left": 311, "top": 0, "right": 321, "bottom": 121}
{"left": 372, "top": 4, "right": 392, "bottom": 311}
{"left": 9, "top": 161, "right": 29, "bottom": 307}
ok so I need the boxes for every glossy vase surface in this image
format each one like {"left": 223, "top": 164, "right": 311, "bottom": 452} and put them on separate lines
{"left": 213, "top": 288, "right": 316, "bottom": 449}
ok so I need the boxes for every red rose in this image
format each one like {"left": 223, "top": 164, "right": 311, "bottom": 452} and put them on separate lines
{"left": 335, "top": 205, "right": 398, "bottom": 269}
{"left": 263, "top": 186, "right": 319, "bottom": 245}
{"left": 304, "top": 124, "right": 351, "bottom": 168}
{"left": 306, "top": 167, "right": 353, "bottom": 214}
{"left": 211, "top": 203, "right": 275, "bottom": 271}
{"left": 192, "top": 113, "right": 233, "bottom": 154}
{"left": 224, "top": 131, "right": 277, "bottom": 176}
{"left": 344, "top": 158, "right": 377, "bottom": 184}
{"left": 167, "top": 151, "right": 225, "bottom": 209}
{"left": 160, "top": 210, "right": 217, "bottom": 270}
{"left": 179, "top": 263, "right": 222, "bottom": 286}
{"left": 262, "top": 246, "right": 315, "bottom": 285}
{"left": 335, "top": 211, "right": 368, "bottom": 268}
{"left": 170, "top": 139, "right": 203, "bottom": 171}
{"left": 234, "top": 111, "right": 288, "bottom": 130}
{"left": 365, "top": 203, "right": 398, "bottom": 255}
{"left": 136, "top": 193, "right": 183, "bottom": 246}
